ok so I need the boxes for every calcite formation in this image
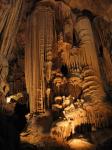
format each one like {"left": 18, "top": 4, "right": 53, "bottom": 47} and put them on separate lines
{"left": 0, "top": 0, "right": 112, "bottom": 142}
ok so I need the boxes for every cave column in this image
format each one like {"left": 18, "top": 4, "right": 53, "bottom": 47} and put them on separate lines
{"left": 75, "top": 16, "right": 100, "bottom": 76}
{"left": 25, "top": 3, "right": 55, "bottom": 114}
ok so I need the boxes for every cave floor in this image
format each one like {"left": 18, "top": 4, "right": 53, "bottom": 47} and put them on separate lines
{"left": 20, "top": 126, "right": 112, "bottom": 150}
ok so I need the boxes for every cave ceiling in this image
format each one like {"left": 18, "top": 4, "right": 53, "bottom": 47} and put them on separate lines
{"left": 1, "top": 0, "right": 112, "bottom": 20}
{"left": 69, "top": 0, "right": 112, "bottom": 21}
{"left": 23, "top": 0, "right": 112, "bottom": 20}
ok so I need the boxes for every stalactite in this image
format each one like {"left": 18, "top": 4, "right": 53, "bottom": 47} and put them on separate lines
{"left": 56, "top": 1, "right": 73, "bottom": 44}
{"left": 45, "top": 9, "right": 55, "bottom": 83}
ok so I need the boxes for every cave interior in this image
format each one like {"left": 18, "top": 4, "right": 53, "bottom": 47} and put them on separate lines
{"left": 0, "top": 0, "right": 112, "bottom": 150}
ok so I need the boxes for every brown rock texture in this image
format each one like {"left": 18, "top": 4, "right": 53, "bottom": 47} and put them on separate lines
{"left": 69, "top": 0, "right": 112, "bottom": 20}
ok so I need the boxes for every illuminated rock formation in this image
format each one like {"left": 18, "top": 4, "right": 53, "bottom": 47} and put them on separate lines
{"left": 0, "top": 0, "right": 112, "bottom": 145}
{"left": 25, "top": 0, "right": 73, "bottom": 114}
{"left": 49, "top": 5, "right": 112, "bottom": 140}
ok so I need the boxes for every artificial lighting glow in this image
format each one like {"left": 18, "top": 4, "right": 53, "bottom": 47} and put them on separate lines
{"left": 6, "top": 92, "right": 23, "bottom": 103}
{"left": 6, "top": 97, "right": 11, "bottom": 103}
{"left": 68, "top": 138, "right": 95, "bottom": 149}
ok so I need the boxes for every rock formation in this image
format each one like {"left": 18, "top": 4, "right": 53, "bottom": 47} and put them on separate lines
{"left": 0, "top": 0, "right": 112, "bottom": 146}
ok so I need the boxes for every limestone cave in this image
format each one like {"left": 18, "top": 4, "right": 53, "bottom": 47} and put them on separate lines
{"left": 0, "top": 0, "right": 112, "bottom": 150}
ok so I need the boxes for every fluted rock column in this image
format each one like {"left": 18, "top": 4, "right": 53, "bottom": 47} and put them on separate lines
{"left": 75, "top": 16, "right": 100, "bottom": 77}
{"left": 25, "top": 3, "right": 55, "bottom": 113}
